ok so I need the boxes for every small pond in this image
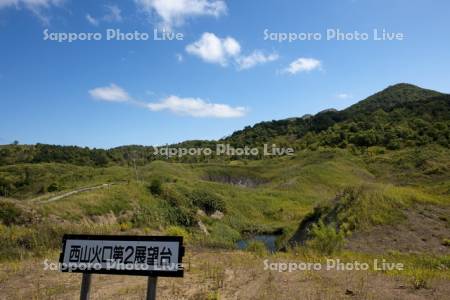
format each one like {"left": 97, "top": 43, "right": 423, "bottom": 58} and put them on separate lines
{"left": 236, "top": 234, "right": 280, "bottom": 253}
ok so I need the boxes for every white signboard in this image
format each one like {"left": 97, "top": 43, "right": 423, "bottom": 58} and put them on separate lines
{"left": 59, "top": 234, "right": 184, "bottom": 277}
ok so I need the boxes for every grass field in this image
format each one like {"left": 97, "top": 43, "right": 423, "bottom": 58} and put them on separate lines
{"left": 0, "top": 145, "right": 449, "bottom": 299}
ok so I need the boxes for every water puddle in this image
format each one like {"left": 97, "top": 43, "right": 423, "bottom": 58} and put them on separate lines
{"left": 236, "top": 234, "right": 279, "bottom": 253}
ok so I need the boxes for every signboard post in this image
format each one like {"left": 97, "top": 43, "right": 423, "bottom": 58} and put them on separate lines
{"left": 147, "top": 276, "right": 157, "bottom": 300}
{"left": 80, "top": 273, "right": 91, "bottom": 300}
{"left": 59, "top": 234, "right": 184, "bottom": 299}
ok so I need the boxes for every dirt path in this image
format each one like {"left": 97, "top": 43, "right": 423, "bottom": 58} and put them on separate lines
{"left": 29, "top": 182, "right": 124, "bottom": 204}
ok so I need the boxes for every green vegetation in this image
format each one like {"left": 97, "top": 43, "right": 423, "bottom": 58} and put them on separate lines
{"left": 307, "top": 220, "right": 345, "bottom": 255}
{"left": 227, "top": 84, "right": 449, "bottom": 151}
{"left": 149, "top": 178, "right": 162, "bottom": 195}
{"left": 0, "top": 201, "right": 31, "bottom": 226}
{"left": 244, "top": 240, "right": 268, "bottom": 256}
{"left": 165, "top": 225, "right": 191, "bottom": 243}
{"left": 289, "top": 181, "right": 450, "bottom": 248}
{"left": 0, "top": 163, "right": 130, "bottom": 198}
{"left": 0, "top": 83, "right": 449, "bottom": 269}
{"left": 190, "top": 189, "right": 226, "bottom": 214}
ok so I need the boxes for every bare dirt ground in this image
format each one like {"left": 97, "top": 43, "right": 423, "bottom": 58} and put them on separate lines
{"left": 1, "top": 248, "right": 449, "bottom": 300}
{"left": 346, "top": 204, "right": 450, "bottom": 255}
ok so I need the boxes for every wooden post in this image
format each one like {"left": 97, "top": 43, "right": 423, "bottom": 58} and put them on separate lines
{"left": 146, "top": 276, "right": 158, "bottom": 300}
{"left": 80, "top": 273, "right": 92, "bottom": 300}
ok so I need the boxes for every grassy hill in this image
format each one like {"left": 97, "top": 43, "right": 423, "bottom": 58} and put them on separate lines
{"left": 0, "top": 84, "right": 449, "bottom": 283}
{"left": 0, "top": 82, "right": 448, "bottom": 229}
{"left": 0, "top": 83, "right": 449, "bottom": 298}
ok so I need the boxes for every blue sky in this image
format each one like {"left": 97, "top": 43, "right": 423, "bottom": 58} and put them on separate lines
{"left": 0, "top": 0, "right": 449, "bottom": 148}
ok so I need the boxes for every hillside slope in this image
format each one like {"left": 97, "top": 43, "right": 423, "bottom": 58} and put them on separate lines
{"left": 0, "top": 83, "right": 449, "bottom": 255}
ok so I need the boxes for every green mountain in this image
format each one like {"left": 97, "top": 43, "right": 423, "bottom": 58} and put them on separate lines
{"left": 346, "top": 83, "right": 443, "bottom": 113}
{"left": 225, "top": 83, "right": 449, "bottom": 149}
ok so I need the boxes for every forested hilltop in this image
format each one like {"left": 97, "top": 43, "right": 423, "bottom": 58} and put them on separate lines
{"left": 226, "top": 83, "right": 449, "bottom": 149}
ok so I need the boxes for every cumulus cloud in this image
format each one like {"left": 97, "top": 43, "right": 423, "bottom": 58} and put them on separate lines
{"left": 135, "top": 0, "right": 226, "bottom": 29}
{"left": 282, "top": 58, "right": 322, "bottom": 74}
{"left": 186, "top": 32, "right": 240, "bottom": 66}
{"left": 89, "top": 84, "right": 131, "bottom": 102}
{"left": 186, "top": 32, "right": 278, "bottom": 70}
{"left": 236, "top": 51, "right": 279, "bottom": 70}
{"left": 0, "top": 0, "right": 63, "bottom": 24}
{"left": 89, "top": 84, "right": 245, "bottom": 118}
{"left": 147, "top": 95, "right": 246, "bottom": 118}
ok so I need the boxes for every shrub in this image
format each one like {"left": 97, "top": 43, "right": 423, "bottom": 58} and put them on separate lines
{"left": 410, "top": 269, "right": 431, "bottom": 290}
{"left": 190, "top": 189, "right": 226, "bottom": 214}
{"left": 0, "top": 222, "right": 120, "bottom": 261}
{"left": 165, "top": 225, "right": 190, "bottom": 243}
{"left": 171, "top": 206, "right": 196, "bottom": 227}
{"left": 0, "top": 201, "right": 32, "bottom": 226}
{"left": 245, "top": 240, "right": 267, "bottom": 256}
{"left": 307, "top": 220, "right": 345, "bottom": 255}
{"left": 206, "top": 222, "right": 241, "bottom": 248}
{"left": 149, "top": 179, "right": 162, "bottom": 195}
{"left": 47, "top": 182, "right": 59, "bottom": 192}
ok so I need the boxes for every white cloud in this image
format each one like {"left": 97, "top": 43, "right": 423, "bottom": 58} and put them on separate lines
{"left": 186, "top": 32, "right": 240, "bottom": 66}
{"left": 337, "top": 93, "right": 352, "bottom": 99}
{"left": 0, "top": 0, "right": 63, "bottom": 24}
{"left": 223, "top": 37, "right": 240, "bottom": 56}
{"left": 85, "top": 14, "right": 99, "bottom": 26}
{"left": 147, "top": 95, "right": 246, "bottom": 118}
{"left": 135, "top": 0, "right": 226, "bottom": 29}
{"left": 187, "top": 32, "right": 278, "bottom": 70}
{"left": 89, "top": 84, "right": 131, "bottom": 102}
{"left": 282, "top": 57, "right": 322, "bottom": 74}
{"left": 89, "top": 85, "right": 245, "bottom": 118}
{"left": 236, "top": 51, "right": 279, "bottom": 70}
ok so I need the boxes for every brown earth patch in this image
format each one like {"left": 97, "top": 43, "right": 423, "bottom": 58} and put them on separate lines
{"left": 346, "top": 204, "right": 450, "bottom": 255}
{"left": 1, "top": 248, "right": 449, "bottom": 300}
